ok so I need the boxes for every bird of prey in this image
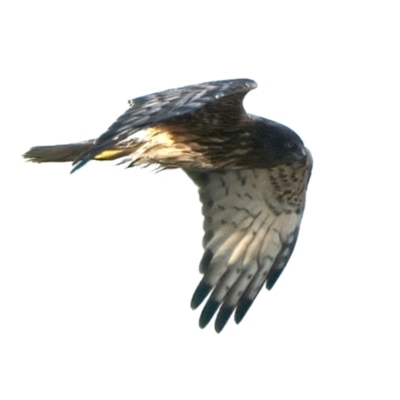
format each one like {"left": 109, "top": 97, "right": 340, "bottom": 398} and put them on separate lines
{"left": 23, "top": 79, "right": 312, "bottom": 332}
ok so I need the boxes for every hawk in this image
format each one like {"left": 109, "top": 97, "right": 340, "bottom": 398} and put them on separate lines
{"left": 23, "top": 79, "right": 312, "bottom": 332}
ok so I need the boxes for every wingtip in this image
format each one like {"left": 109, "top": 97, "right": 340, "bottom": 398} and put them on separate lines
{"left": 199, "top": 299, "right": 220, "bottom": 329}
{"left": 215, "top": 306, "right": 235, "bottom": 333}
{"left": 70, "top": 159, "right": 88, "bottom": 174}
{"left": 190, "top": 281, "right": 212, "bottom": 310}
{"left": 247, "top": 79, "right": 258, "bottom": 89}
{"left": 234, "top": 299, "right": 254, "bottom": 325}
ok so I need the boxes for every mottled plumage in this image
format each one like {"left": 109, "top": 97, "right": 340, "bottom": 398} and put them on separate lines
{"left": 24, "top": 79, "right": 312, "bottom": 332}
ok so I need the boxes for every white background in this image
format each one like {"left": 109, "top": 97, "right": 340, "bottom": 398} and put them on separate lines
{"left": 1, "top": 1, "right": 399, "bottom": 399}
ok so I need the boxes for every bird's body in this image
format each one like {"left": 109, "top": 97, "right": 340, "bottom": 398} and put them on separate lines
{"left": 24, "top": 79, "right": 312, "bottom": 332}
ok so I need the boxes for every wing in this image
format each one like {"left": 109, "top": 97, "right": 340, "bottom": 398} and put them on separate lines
{"left": 23, "top": 79, "right": 257, "bottom": 171}
{"left": 70, "top": 79, "right": 257, "bottom": 172}
{"left": 186, "top": 152, "right": 312, "bottom": 332}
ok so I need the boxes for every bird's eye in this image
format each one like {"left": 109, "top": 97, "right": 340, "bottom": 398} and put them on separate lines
{"left": 286, "top": 142, "right": 295, "bottom": 149}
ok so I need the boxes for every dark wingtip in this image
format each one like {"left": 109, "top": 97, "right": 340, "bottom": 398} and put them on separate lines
{"left": 266, "top": 267, "right": 285, "bottom": 290}
{"left": 199, "top": 249, "right": 213, "bottom": 273}
{"left": 215, "top": 306, "right": 235, "bottom": 333}
{"left": 70, "top": 159, "right": 89, "bottom": 174}
{"left": 234, "top": 298, "right": 254, "bottom": 324}
{"left": 191, "top": 281, "right": 213, "bottom": 310}
{"left": 199, "top": 299, "right": 220, "bottom": 329}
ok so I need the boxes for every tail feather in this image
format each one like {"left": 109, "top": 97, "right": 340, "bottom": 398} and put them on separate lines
{"left": 23, "top": 141, "right": 132, "bottom": 164}
{"left": 23, "top": 141, "right": 95, "bottom": 163}
{"left": 23, "top": 126, "right": 220, "bottom": 170}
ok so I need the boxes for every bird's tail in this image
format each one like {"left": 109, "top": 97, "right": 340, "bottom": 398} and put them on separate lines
{"left": 23, "top": 126, "right": 227, "bottom": 172}
{"left": 23, "top": 141, "right": 136, "bottom": 164}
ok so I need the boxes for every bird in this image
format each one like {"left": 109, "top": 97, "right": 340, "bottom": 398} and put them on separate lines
{"left": 23, "top": 79, "right": 313, "bottom": 332}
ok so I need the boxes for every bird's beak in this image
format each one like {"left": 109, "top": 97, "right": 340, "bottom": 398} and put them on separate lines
{"left": 293, "top": 147, "right": 308, "bottom": 163}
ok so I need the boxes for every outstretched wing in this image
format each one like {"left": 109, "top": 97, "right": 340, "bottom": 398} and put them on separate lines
{"left": 186, "top": 152, "right": 312, "bottom": 332}
{"left": 71, "top": 79, "right": 257, "bottom": 172}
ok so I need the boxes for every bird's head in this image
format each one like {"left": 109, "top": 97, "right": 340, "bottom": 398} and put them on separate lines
{"left": 249, "top": 116, "right": 307, "bottom": 168}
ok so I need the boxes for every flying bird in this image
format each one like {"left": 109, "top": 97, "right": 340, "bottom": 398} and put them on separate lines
{"left": 23, "top": 79, "right": 312, "bottom": 332}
